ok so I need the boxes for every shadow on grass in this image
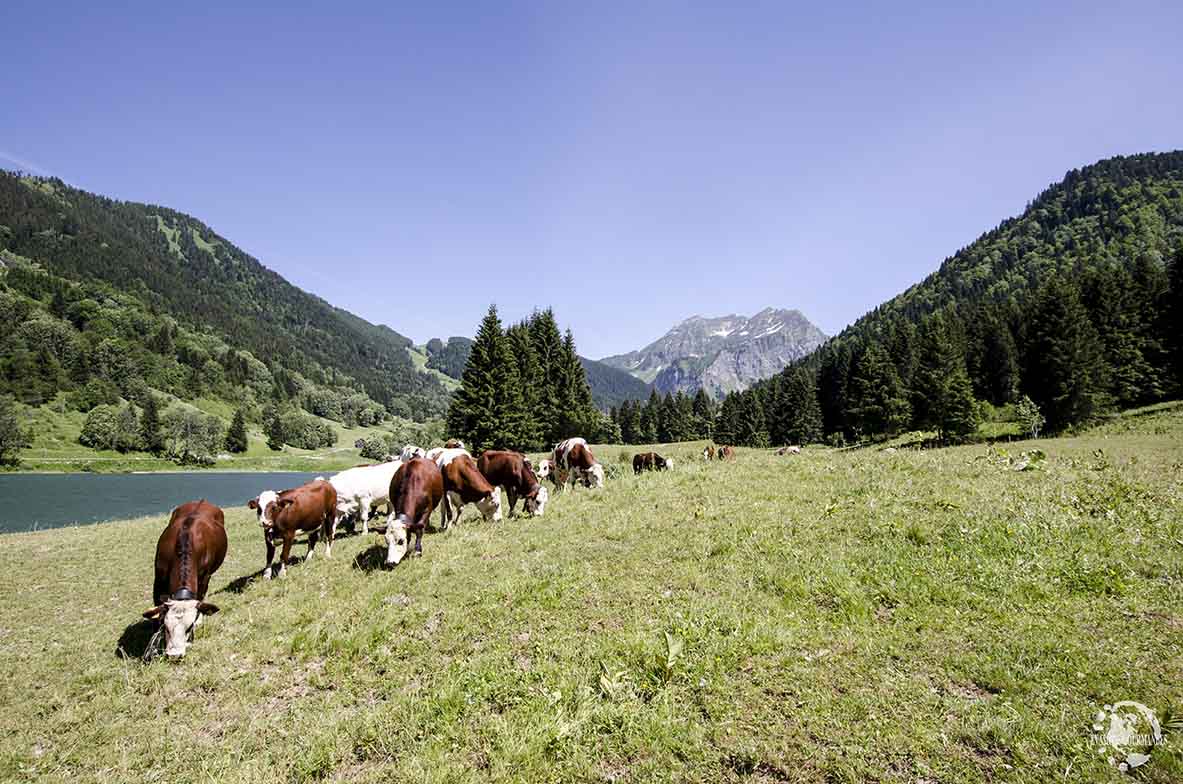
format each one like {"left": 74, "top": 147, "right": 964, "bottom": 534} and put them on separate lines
{"left": 115, "top": 619, "right": 158, "bottom": 660}
{"left": 352, "top": 544, "right": 388, "bottom": 573}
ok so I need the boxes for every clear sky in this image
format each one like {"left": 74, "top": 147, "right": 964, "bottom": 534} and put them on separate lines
{"left": 3, "top": 1, "right": 1181, "bottom": 358}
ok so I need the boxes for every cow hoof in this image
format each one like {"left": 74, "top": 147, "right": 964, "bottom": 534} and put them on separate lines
{"left": 263, "top": 569, "right": 272, "bottom": 581}
{"left": 411, "top": 550, "right": 423, "bottom": 558}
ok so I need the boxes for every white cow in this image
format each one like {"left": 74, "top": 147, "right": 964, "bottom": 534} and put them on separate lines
{"left": 328, "top": 460, "right": 402, "bottom": 534}
{"left": 400, "top": 444, "right": 426, "bottom": 462}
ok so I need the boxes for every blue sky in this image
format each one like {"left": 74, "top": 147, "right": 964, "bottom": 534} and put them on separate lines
{"left": 3, "top": 1, "right": 1181, "bottom": 358}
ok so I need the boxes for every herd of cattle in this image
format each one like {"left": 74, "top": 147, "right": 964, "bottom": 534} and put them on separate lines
{"left": 143, "top": 437, "right": 756, "bottom": 658}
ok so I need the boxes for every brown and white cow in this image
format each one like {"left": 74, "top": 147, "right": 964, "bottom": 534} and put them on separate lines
{"left": 776, "top": 445, "right": 802, "bottom": 456}
{"left": 444, "top": 438, "right": 466, "bottom": 449}
{"left": 552, "top": 437, "right": 604, "bottom": 489}
{"left": 717, "top": 445, "right": 736, "bottom": 460}
{"left": 248, "top": 479, "right": 338, "bottom": 579}
{"left": 142, "top": 500, "right": 227, "bottom": 659}
{"left": 633, "top": 451, "right": 673, "bottom": 474}
{"left": 384, "top": 458, "right": 444, "bottom": 565}
{"left": 436, "top": 451, "right": 502, "bottom": 526}
{"left": 477, "top": 450, "right": 549, "bottom": 517}
{"left": 702, "top": 445, "right": 716, "bottom": 461}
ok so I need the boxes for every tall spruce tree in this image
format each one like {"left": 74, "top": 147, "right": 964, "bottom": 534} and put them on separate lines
{"left": 847, "top": 342, "right": 911, "bottom": 438}
{"left": 448, "top": 305, "right": 528, "bottom": 451}
{"left": 691, "top": 388, "right": 715, "bottom": 440}
{"left": 506, "top": 321, "right": 543, "bottom": 449}
{"left": 139, "top": 393, "right": 164, "bottom": 455}
{"left": 225, "top": 408, "right": 249, "bottom": 453}
{"left": 1168, "top": 248, "right": 1183, "bottom": 390}
{"left": 780, "top": 366, "right": 823, "bottom": 445}
{"left": 1023, "top": 278, "right": 1107, "bottom": 431}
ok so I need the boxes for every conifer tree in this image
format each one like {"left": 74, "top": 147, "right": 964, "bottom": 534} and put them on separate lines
{"left": 506, "top": 321, "right": 542, "bottom": 448}
{"left": 139, "top": 393, "right": 164, "bottom": 455}
{"left": 691, "top": 388, "right": 715, "bottom": 440}
{"left": 1168, "top": 248, "right": 1183, "bottom": 390}
{"left": 780, "top": 366, "right": 823, "bottom": 444}
{"left": 847, "top": 342, "right": 910, "bottom": 438}
{"left": 264, "top": 403, "right": 285, "bottom": 450}
{"left": 714, "top": 392, "right": 743, "bottom": 445}
{"left": 1023, "top": 278, "right": 1107, "bottom": 431}
{"left": 448, "top": 305, "right": 527, "bottom": 451}
{"left": 225, "top": 408, "right": 249, "bottom": 453}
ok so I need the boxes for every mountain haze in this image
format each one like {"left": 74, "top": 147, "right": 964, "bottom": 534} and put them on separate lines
{"left": 601, "top": 308, "right": 826, "bottom": 397}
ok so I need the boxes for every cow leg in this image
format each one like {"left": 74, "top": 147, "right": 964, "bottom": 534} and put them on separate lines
{"left": 413, "top": 517, "right": 426, "bottom": 557}
{"left": 306, "top": 527, "right": 320, "bottom": 562}
{"left": 323, "top": 512, "right": 335, "bottom": 559}
{"left": 264, "top": 532, "right": 277, "bottom": 580}
{"left": 359, "top": 496, "right": 371, "bottom": 536}
{"left": 278, "top": 533, "right": 294, "bottom": 578}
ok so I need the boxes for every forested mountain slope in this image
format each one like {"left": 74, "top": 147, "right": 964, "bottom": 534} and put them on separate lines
{"left": 0, "top": 172, "right": 449, "bottom": 419}
{"left": 717, "top": 151, "right": 1183, "bottom": 447}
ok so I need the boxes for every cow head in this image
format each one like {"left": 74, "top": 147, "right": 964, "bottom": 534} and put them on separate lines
{"left": 143, "top": 589, "right": 219, "bottom": 659}
{"left": 536, "top": 459, "right": 552, "bottom": 480}
{"left": 524, "top": 485, "right": 549, "bottom": 517}
{"left": 477, "top": 491, "right": 503, "bottom": 522}
{"left": 385, "top": 515, "right": 410, "bottom": 566}
{"left": 248, "top": 490, "right": 280, "bottom": 527}
{"left": 661, "top": 457, "right": 673, "bottom": 471}
{"left": 585, "top": 464, "right": 605, "bottom": 488}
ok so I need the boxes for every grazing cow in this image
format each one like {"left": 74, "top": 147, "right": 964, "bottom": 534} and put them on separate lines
{"left": 142, "top": 500, "right": 227, "bottom": 659}
{"left": 400, "top": 444, "right": 426, "bottom": 462}
{"left": 444, "top": 438, "right": 465, "bottom": 449}
{"left": 477, "top": 450, "right": 549, "bottom": 517}
{"left": 328, "top": 460, "right": 402, "bottom": 534}
{"left": 718, "top": 445, "right": 736, "bottom": 460}
{"left": 633, "top": 452, "right": 673, "bottom": 474}
{"left": 552, "top": 437, "right": 605, "bottom": 489}
{"left": 776, "top": 445, "right": 802, "bottom": 456}
{"left": 248, "top": 479, "right": 338, "bottom": 579}
{"left": 703, "top": 445, "right": 716, "bottom": 461}
{"left": 384, "top": 458, "right": 444, "bottom": 565}
{"left": 437, "top": 453, "right": 502, "bottom": 526}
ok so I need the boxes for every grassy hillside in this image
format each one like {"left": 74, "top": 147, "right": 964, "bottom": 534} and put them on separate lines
{"left": 0, "top": 171, "right": 450, "bottom": 418}
{"left": 2, "top": 408, "right": 1180, "bottom": 781}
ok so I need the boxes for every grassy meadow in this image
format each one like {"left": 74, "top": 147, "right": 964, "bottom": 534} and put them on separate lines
{"left": 1, "top": 407, "right": 1181, "bottom": 782}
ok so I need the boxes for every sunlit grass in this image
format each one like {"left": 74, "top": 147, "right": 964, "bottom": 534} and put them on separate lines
{"left": 1, "top": 409, "right": 1181, "bottom": 781}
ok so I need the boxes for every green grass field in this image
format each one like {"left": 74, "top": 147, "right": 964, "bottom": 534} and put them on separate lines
{"left": 1, "top": 407, "right": 1181, "bottom": 782}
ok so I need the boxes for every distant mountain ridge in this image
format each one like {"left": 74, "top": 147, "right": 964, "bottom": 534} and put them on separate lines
{"left": 600, "top": 307, "right": 826, "bottom": 397}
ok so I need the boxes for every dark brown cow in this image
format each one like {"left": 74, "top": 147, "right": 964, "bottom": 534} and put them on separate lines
{"left": 477, "top": 450, "right": 549, "bottom": 517}
{"left": 718, "top": 445, "right": 736, "bottom": 460}
{"left": 633, "top": 451, "right": 672, "bottom": 474}
{"left": 248, "top": 479, "right": 338, "bottom": 579}
{"left": 440, "top": 454, "right": 502, "bottom": 526}
{"left": 384, "top": 458, "right": 444, "bottom": 565}
{"left": 552, "top": 437, "right": 605, "bottom": 489}
{"left": 142, "top": 500, "right": 227, "bottom": 658}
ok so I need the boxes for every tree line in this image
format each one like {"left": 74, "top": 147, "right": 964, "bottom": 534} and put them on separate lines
{"left": 446, "top": 306, "right": 616, "bottom": 452}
